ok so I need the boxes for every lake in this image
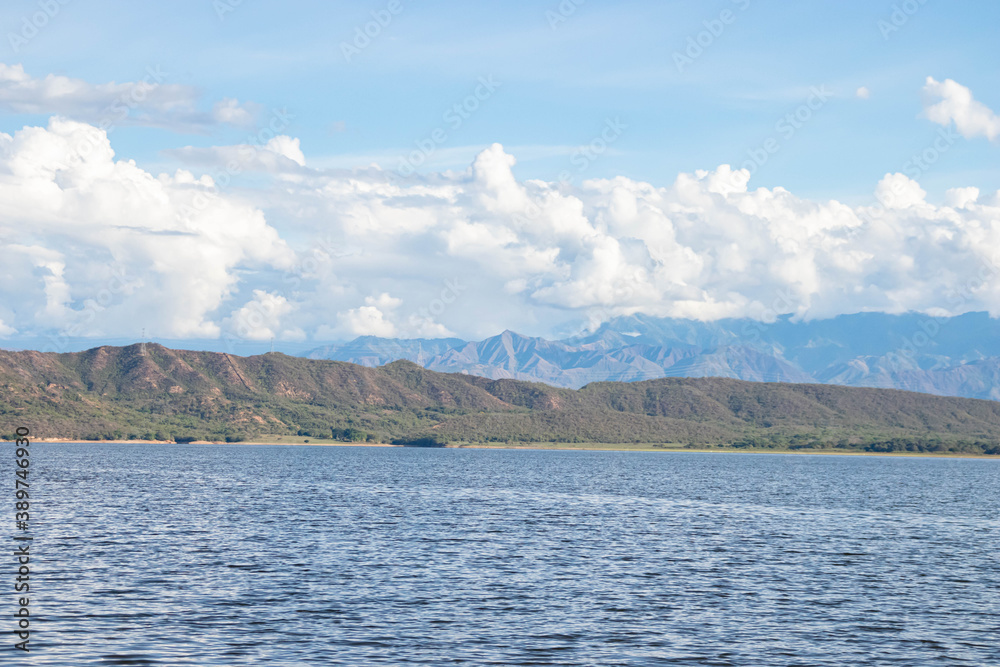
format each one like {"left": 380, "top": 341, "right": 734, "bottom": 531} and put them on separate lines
{"left": 14, "top": 444, "right": 1000, "bottom": 665}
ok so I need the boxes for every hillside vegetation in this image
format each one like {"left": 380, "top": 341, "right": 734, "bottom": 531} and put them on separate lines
{"left": 2, "top": 344, "right": 1000, "bottom": 454}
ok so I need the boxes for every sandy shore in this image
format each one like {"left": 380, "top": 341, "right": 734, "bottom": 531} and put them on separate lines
{"left": 22, "top": 438, "right": 999, "bottom": 458}
{"left": 32, "top": 437, "right": 395, "bottom": 447}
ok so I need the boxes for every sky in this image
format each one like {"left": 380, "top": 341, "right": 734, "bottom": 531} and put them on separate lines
{"left": 1, "top": 0, "right": 999, "bottom": 352}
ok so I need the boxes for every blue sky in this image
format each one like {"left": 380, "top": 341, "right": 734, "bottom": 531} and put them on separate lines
{"left": 5, "top": 0, "right": 997, "bottom": 197}
{"left": 2, "top": 0, "right": 1000, "bottom": 349}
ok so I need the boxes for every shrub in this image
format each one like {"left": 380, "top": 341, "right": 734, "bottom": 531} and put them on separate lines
{"left": 391, "top": 435, "right": 448, "bottom": 447}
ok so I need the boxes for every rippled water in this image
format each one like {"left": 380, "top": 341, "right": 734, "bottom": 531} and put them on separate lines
{"left": 10, "top": 444, "right": 1000, "bottom": 665}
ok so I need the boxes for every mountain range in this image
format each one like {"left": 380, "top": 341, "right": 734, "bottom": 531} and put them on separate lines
{"left": 3, "top": 343, "right": 1000, "bottom": 455}
{"left": 304, "top": 312, "right": 1000, "bottom": 399}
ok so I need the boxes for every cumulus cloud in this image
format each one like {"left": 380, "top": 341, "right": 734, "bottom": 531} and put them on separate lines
{"left": 225, "top": 290, "right": 304, "bottom": 341}
{"left": 875, "top": 172, "right": 927, "bottom": 209}
{"left": 338, "top": 297, "right": 399, "bottom": 338}
{"left": 0, "top": 118, "right": 293, "bottom": 343}
{"left": 856, "top": 86, "right": 870, "bottom": 100}
{"left": 244, "top": 142, "right": 1000, "bottom": 334}
{"left": 0, "top": 63, "right": 258, "bottom": 132}
{"left": 327, "top": 293, "right": 456, "bottom": 339}
{"left": 945, "top": 186, "right": 979, "bottom": 209}
{"left": 6, "top": 121, "right": 1000, "bottom": 344}
{"left": 923, "top": 76, "right": 1000, "bottom": 141}
{"left": 264, "top": 135, "right": 305, "bottom": 166}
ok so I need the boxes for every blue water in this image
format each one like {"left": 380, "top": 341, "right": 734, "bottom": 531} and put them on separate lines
{"left": 10, "top": 444, "right": 1000, "bottom": 665}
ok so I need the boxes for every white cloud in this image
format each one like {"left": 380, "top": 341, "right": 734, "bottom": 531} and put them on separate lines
{"left": 7, "top": 119, "right": 1000, "bottom": 343}
{"left": 365, "top": 293, "right": 403, "bottom": 311}
{"left": 922, "top": 76, "right": 1000, "bottom": 141}
{"left": 212, "top": 98, "right": 259, "bottom": 128}
{"left": 225, "top": 290, "right": 304, "bottom": 341}
{"left": 307, "top": 143, "right": 590, "bottom": 172}
{"left": 856, "top": 86, "right": 870, "bottom": 100}
{"left": 404, "top": 314, "right": 455, "bottom": 338}
{"left": 875, "top": 172, "right": 927, "bottom": 209}
{"left": 0, "top": 118, "right": 293, "bottom": 342}
{"left": 339, "top": 305, "right": 398, "bottom": 338}
{"left": 330, "top": 293, "right": 454, "bottom": 339}
{"left": 163, "top": 134, "right": 307, "bottom": 174}
{"left": 0, "top": 63, "right": 258, "bottom": 132}
{"left": 264, "top": 135, "right": 305, "bottom": 166}
{"left": 945, "top": 186, "right": 979, "bottom": 209}
{"left": 262, "top": 145, "right": 1000, "bottom": 331}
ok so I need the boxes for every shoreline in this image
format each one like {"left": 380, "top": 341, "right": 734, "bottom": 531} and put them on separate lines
{"left": 22, "top": 438, "right": 999, "bottom": 459}
{"left": 30, "top": 438, "right": 396, "bottom": 447}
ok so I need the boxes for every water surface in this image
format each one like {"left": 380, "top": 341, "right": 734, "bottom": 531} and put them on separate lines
{"left": 14, "top": 444, "right": 1000, "bottom": 665}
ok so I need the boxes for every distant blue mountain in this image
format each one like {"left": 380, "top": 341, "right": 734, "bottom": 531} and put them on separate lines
{"left": 305, "top": 336, "right": 467, "bottom": 367}
{"left": 302, "top": 312, "right": 1000, "bottom": 400}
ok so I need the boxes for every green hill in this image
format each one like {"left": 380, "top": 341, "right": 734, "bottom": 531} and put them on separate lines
{"left": 2, "top": 344, "right": 1000, "bottom": 454}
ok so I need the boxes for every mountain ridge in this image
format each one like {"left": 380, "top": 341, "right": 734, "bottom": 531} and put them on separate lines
{"left": 2, "top": 343, "right": 1000, "bottom": 455}
{"left": 304, "top": 312, "right": 1000, "bottom": 399}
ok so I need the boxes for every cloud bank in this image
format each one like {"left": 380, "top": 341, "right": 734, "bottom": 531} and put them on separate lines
{"left": 2, "top": 114, "right": 1000, "bottom": 346}
{"left": 0, "top": 117, "right": 293, "bottom": 341}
